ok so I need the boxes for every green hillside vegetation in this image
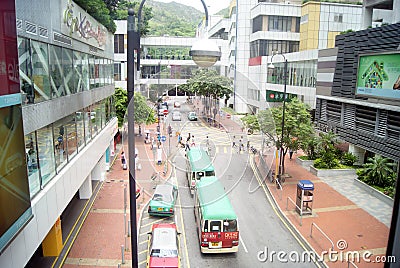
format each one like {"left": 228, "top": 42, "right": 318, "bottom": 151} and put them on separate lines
{"left": 145, "top": 0, "right": 202, "bottom": 36}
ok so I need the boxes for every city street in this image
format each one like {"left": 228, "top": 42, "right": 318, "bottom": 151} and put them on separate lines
{"left": 137, "top": 102, "right": 317, "bottom": 267}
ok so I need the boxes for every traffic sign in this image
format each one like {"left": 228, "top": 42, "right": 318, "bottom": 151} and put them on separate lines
{"left": 163, "top": 110, "right": 168, "bottom": 115}
{"left": 161, "top": 136, "right": 167, "bottom": 142}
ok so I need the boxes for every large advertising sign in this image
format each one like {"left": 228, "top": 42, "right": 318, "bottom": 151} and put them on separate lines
{"left": 61, "top": 0, "right": 107, "bottom": 50}
{"left": 0, "top": 0, "right": 33, "bottom": 254}
{"left": 356, "top": 53, "right": 400, "bottom": 100}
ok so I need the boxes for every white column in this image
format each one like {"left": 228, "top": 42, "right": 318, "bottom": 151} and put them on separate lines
{"left": 79, "top": 174, "right": 92, "bottom": 199}
{"left": 348, "top": 144, "right": 366, "bottom": 165}
{"left": 91, "top": 160, "right": 104, "bottom": 181}
{"left": 393, "top": 0, "right": 400, "bottom": 23}
{"left": 362, "top": 6, "right": 373, "bottom": 29}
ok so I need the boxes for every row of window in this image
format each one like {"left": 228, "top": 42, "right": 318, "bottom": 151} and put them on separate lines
{"left": 250, "top": 39, "right": 299, "bottom": 57}
{"left": 18, "top": 37, "right": 114, "bottom": 105}
{"left": 267, "top": 60, "right": 317, "bottom": 87}
{"left": 26, "top": 98, "right": 115, "bottom": 199}
{"left": 253, "top": 15, "right": 300, "bottom": 34}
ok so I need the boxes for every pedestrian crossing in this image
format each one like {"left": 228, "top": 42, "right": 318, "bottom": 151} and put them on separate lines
{"left": 170, "top": 121, "right": 265, "bottom": 155}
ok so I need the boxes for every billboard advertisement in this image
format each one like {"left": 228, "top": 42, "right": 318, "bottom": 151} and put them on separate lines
{"left": 356, "top": 53, "right": 400, "bottom": 99}
{"left": 0, "top": 0, "right": 33, "bottom": 254}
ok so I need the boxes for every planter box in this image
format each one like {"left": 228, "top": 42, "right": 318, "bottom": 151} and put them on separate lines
{"left": 354, "top": 178, "right": 394, "bottom": 206}
{"left": 296, "top": 158, "right": 314, "bottom": 170}
{"left": 310, "top": 165, "right": 357, "bottom": 177}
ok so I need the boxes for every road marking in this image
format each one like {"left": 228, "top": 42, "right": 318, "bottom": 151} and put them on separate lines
{"left": 239, "top": 234, "right": 248, "bottom": 253}
{"left": 249, "top": 155, "right": 323, "bottom": 268}
{"left": 175, "top": 165, "right": 191, "bottom": 268}
{"left": 224, "top": 147, "right": 228, "bottom": 154}
{"left": 139, "top": 240, "right": 148, "bottom": 245}
{"left": 141, "top": 216, "right": 173, "bottom": 228}
{"left": 139, "top": 249, "right": 148, "bottom": 255}
{"left": 215, "top": 146, "right": 219, "bottom": 154}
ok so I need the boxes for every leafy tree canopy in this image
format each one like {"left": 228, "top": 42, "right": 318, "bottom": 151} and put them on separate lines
{"left": 112, "top": 0, "right": 153, "bottom": 36}
{"left": 182, "top": 69, "right": 233, "bottom": 99}
{"left": 258, "top": 98, "right": 314, "bottom": 171}
{"left": 74, "top": 0, "right": 116, "bottom": 33}
{"left": 114, "top": 88, "right": 155, "bottom": 126}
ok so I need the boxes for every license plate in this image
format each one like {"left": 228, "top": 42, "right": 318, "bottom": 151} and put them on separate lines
{"left": 157, "top": 208, "right": 163, "bottom": 211}
{"left": 211, "top": 242, "right": 219, "bottom": 247}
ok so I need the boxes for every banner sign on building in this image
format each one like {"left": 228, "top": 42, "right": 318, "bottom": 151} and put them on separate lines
{"left": 356, "top": 53, "right": 400, "bottom": 99}
{"left": 0, "top": 0, "right": 33, "bottom": 254}
{"left": 266, "top": 90, "right": 296, "bottom": 102}
{"left": 61, "top": 0, "right": 107, "bottom": 49}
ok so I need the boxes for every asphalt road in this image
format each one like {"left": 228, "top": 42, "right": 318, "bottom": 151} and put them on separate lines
{"left": 139, "top": 102, "right": 318, "bottom": 267}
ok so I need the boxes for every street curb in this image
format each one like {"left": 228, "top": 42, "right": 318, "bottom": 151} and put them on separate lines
{"left": 250, "top": 155, "right": 328, "bottom": 268}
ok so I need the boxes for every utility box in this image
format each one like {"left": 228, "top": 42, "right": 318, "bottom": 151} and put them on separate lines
{"left": 296, "top": 180, "right": 314, "bottom": 216}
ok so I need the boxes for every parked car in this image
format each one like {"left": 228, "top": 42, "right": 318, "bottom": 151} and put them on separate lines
{"left": 146, "top": 223, "right": 180, "bottom": 268}
{"left": 172, "top": 111, "right": 181, "bottom": 121}
{"left": 148, "top": 184, "right": 178, "bottom": 216}
{"left": 187, "top": 111, "right": 197, "bottom": 121}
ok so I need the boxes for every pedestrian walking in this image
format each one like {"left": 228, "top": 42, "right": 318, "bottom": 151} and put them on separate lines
{"left": 191, "top": 135, "right": 195, "bottom": 147}
{"left": 232, "top": 136, "right": 236, "bottom": 148}
{"left": 238, "top": 139, "right": 243, "bottom": 153}
{"left": 138, "top": 125, "right": 142, "bottom": 136}
{"left": 185, "top": 140, "right": 190, "bottom": 151}
{"left": 289, "top": 149, "right": 294, "bottom": 160}
{"left": 247, "top": 140, "right": 250, "bottom": 152}
{"left": 121, "top": 151, "right": 127, "bottom": 170}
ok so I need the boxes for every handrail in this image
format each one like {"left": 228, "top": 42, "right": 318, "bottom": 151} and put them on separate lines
{"left": 310, "top": 222, "right": 334, "bottom": 251}
{"left": 286, "top": 197, "right": 302, "bottom": 226}
{"left": 347, "top": 260, "right": 358, "bottom": 268}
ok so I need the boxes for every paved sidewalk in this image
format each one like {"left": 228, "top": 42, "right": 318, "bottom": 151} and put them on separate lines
{"left": 63, "top": 123, "right": 174, "bottom": 267}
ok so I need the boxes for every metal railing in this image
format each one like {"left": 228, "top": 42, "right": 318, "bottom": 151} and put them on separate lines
{"left": 286, "top": 197, "right": 302, "bottom": 226}
{"left": 310, "top": 222, "right": 334, "bottom": 251}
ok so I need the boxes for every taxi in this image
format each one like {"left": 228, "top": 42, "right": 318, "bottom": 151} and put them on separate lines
{"left": 148, "top": 184, "right": 178, "bottom": 216}
{"left": 147, "top": 223, "right": 180, "bottom": 268}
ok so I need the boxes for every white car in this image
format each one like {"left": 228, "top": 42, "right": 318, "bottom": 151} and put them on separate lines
{"left": 172, "top": 111, "right": 181, "bottom": 121}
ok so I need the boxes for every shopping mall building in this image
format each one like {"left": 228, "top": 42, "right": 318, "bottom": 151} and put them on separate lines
{"left": 0, "top": 0, "right": 117, "bottom": 266}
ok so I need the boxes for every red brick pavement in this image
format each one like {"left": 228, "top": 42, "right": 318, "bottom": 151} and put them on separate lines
{"left": 64, "top": 123, "right": 173, "bottom": 267}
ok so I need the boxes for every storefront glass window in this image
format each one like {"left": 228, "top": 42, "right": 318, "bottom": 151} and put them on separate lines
{"left": 31, "top": 40, "right": 50, "bottom": 103}
{"left": 36, "top": 126, "right": 56, "bottom": 186}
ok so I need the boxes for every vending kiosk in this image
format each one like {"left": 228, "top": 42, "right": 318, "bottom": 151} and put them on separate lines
{"left": 296, "top": 180, "right": 314, "bottom": 215}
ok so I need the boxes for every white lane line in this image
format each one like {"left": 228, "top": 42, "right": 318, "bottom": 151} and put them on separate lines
{"left": 239, "top": 234, "right": 248, "bottom": 253}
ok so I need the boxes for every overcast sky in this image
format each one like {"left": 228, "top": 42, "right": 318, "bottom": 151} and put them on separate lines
{"left": 154, "top": 0, "right": 231, "bottom": 15}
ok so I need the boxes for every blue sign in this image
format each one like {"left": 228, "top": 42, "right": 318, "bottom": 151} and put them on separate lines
{"left": 161, "top": 136, "right": 167, "bottom": 142}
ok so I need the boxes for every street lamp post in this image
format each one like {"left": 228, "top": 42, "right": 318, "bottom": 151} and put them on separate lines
{"left": 128, "top": 2, "right": 220, "bottom": 267}
{"left": 268, "top": 53, "right": 288, "bottom": 189}
{"left": 127, "top": 8, "right": 140, "bottom": 268}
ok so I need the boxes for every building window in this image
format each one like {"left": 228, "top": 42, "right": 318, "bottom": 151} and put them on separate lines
{"left": 252, "top": 16, "right": 263, "bottom": 33}
{"left": 250, "top": 40, "right": 299, "bottom": 57}
{"left": 300, "top": 14, "right": 309, "bottom": 24}
{"left": 114, "top": 34, "right": 124, "bottom": 53}
{"left": 334, "top": 14, "right": 343, "bottom": 23}
{"left": 268, "top": 16, "right": 293, "bottom": 32}
{"left": 114, "top": 63, "right": 122, "bottom": 81}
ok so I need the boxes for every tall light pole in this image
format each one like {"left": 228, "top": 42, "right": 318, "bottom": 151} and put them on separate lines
{"left": 268, "top": 53, "right": 288, "bottom": 189}
{"left": 127, "top": 8, "right": 140, "bottom": 268}
{"left": 128, "top": 2, "right": 220, "bottom": 267}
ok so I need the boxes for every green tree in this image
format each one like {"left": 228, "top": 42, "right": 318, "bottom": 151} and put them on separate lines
{"left": 313, "top": 131, "right": 341, "bottom": 169}
{"left": 357, "top": 155, "right": 396, "bottom": 187}
{"left": 183, "top": 69, "right": 233, "bottom": 119}
{"left": 241, "top": 115, "right": 260, "bottom": 132}
{"left": 114, "top": 88, "right": 155, "bottom": 126}
{"left": 112, "top": 0, "right": 153, "bottom": 36}
{"left": 74, "top": 0, "right": 116, "bottom": 33}
{"left": 258, "top": 98, "right": 314, "bottom": 173}
{"left": 300, "top": 135, "right": 320, "bottom": 160}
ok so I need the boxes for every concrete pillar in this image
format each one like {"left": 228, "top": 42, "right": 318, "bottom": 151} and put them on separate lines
{"left": 91, "top": 161, "right": 102, "bottom": 181}
{"left": 42, "top": 218, "right": 63, "bottom": 256}
{"left": 348, "top": 144, "right": 366, "bottom": 165}
{"left": 393, "top": 0, "right": 400, "bottom": 23}
{"left": 79, "top": 174, "right": 92, "bottom": 199}
{"left": 362, "top": 6, "right": 373, "bottom": 29}
{"left": 105, "top": 147, "right": 110, "bottom": 171}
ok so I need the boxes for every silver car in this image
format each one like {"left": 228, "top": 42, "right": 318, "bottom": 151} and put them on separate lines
{"left": 172, "top": 111, "right": 181, "bottom": 121}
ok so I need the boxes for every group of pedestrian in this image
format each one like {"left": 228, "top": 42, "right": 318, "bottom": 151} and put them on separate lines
{"left": 232, "top": 135, "right": 250, "bottom": 153}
